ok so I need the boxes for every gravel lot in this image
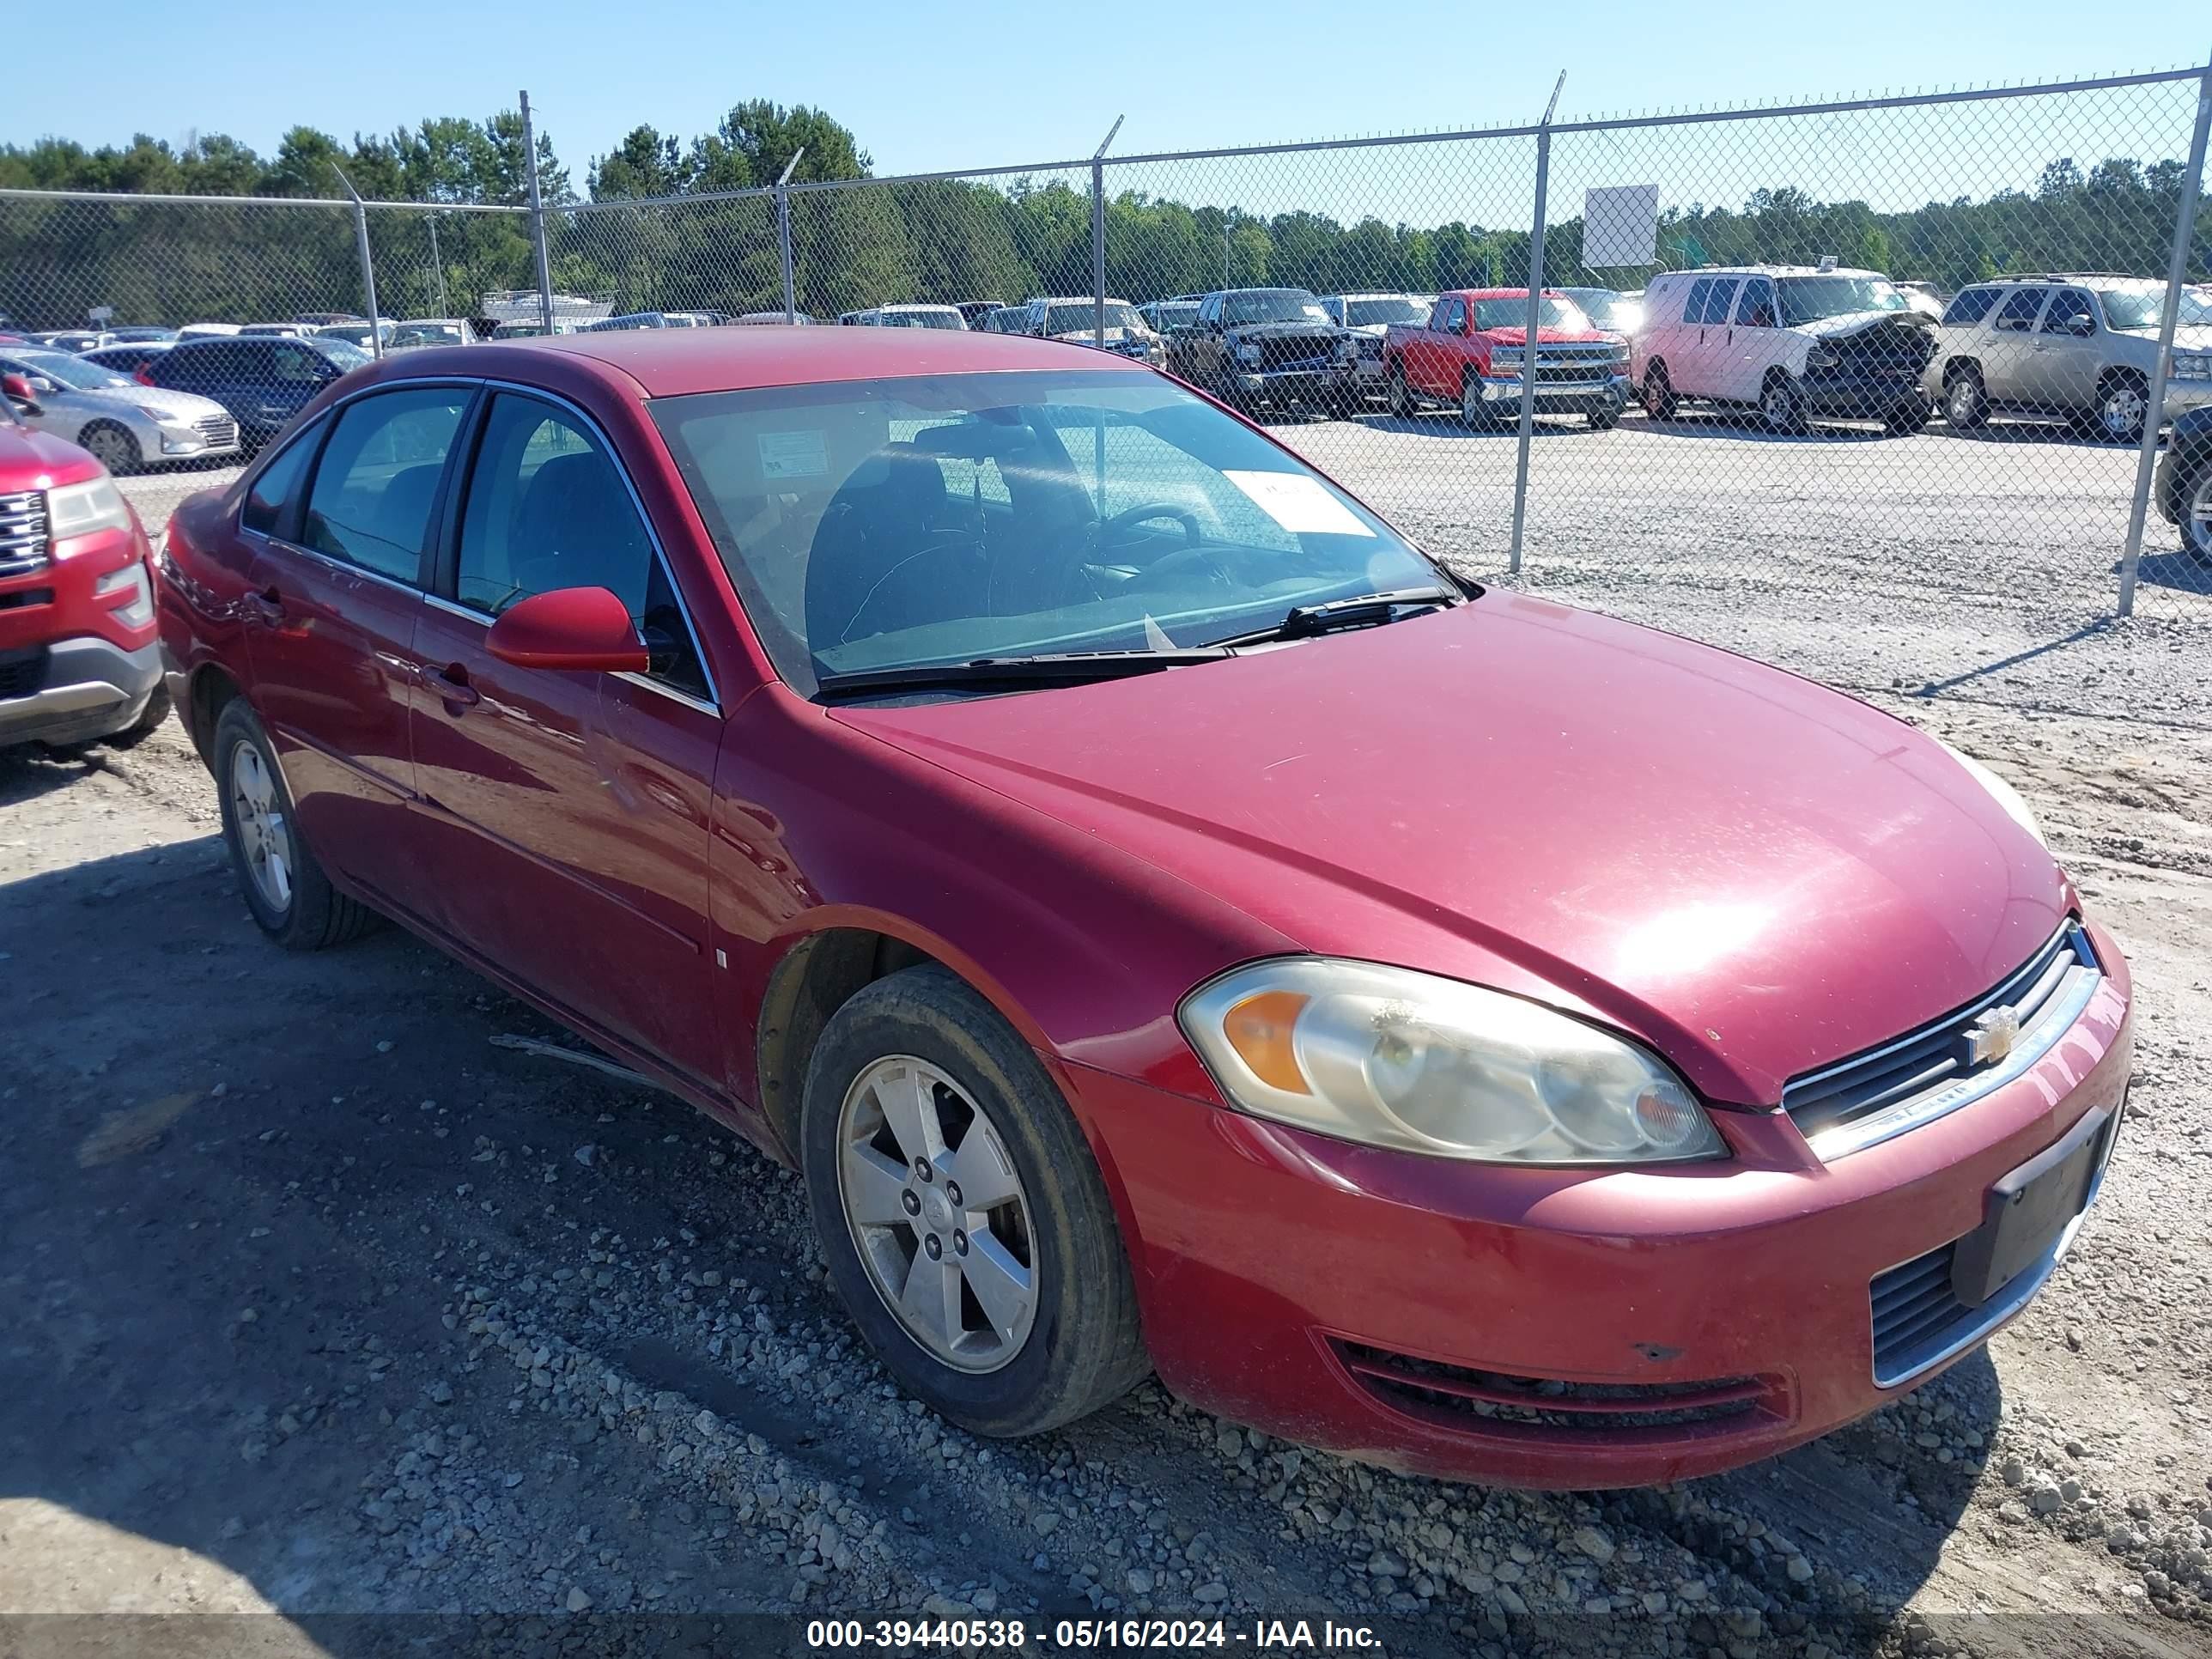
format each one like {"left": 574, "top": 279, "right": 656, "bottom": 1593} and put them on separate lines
{"left": 3, "top": 415, "right": 2208, "bottom": 1656}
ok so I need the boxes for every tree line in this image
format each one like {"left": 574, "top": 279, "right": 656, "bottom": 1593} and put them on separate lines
{"left": 2, "top": 100, "right": 2203, "bottom": 331}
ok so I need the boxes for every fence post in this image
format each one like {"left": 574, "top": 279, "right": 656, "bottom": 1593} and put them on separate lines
{"left": 520, "top": 90, "right": 556, "bottom": 337}
{"left": 1509, "top": 73, "right": 1566, "bottom": 578}
{"left": 1092, "top": 117, "right": 1124, "bottom": 346}
{"left": 2118, "top": 54, "right": 2212, "bottom": 616}
{"left": 331, "top": 167, "right": 381, "bottom": 360}
{"left": 777, "top": 150, "right": 805, "bottom": 324}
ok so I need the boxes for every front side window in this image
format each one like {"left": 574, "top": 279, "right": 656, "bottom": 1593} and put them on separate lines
{"left": 301, "top": 387, "right": 471, "bottom": 582}
{"left": 650, "top": 368, "right": 1444, "bottom": 699}
{"left": 455, "top": 394, "right": 708, "bottom": 699}
{"left": 1439, "top": 298, "right": 1468, "bottom": 333}
{"left": 2042, "top": 289, "right": 2096, "bottom": 335}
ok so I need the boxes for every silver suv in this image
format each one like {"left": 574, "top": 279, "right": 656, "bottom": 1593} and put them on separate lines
{"left": 1922, "top": 275, "right": 2212, "bottom": 443}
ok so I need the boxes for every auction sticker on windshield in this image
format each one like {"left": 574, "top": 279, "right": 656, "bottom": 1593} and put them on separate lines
{"left": 1222, "top": 471, "right": 1374, "bottom": 537}
{"left": 758, "top": 428, "right": 829, "bottom": 480}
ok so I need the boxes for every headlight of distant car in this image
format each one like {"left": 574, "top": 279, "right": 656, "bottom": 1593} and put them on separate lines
{"left": 135, "top": 404, "right": 191, "bottom": 426}
{"left": 2172, "top": 353, "right": 2212, "bottom": 380}
{"left": 1936, "top": 738, "right": 2046, "bottom": 849}
{"left": 45, "top": 475, "right": 134, "bottom": 541}
{"left": 1335, "top": 337, "right": 1356, "bottom": 362}
{"left": 1808, "top": 347, "right": 1842, "bottom": 370}
{"left": 1236, "top": 343, "right": 1263, "bottom": 365}
{"left": 1178, "top": 957, "right": 1726, "bottom": 1165}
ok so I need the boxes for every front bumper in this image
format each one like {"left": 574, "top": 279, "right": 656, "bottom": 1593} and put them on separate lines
{"left": 1478, "top": 373, "right": 1630, "bottom": 413}
{"left": 1800, "top": 368, "right": 1931, "bottom": 419}
{"left": 1234, "top": 367, "right": 1353, "bottom": 402}
{"left": 0, "top": 635, "right": 163, "bottom": 748}
{"left": 1067, "top": 919, "right": 2132, "bottom": 1489}
{"left": 2160, "top": 377, "right": 2212, "bottom": 418}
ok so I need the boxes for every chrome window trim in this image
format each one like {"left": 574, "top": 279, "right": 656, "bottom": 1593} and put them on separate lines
{"left": 611, "top": 671, "right": 720, "bottom": 718}
{"left": 1790, "top": 922, "right": 2100, "bottom": 1162}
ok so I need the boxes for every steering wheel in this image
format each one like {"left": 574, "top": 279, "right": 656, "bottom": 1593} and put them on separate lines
{"left": 1093, "top": 501, "right": 1203, "bottom": 554}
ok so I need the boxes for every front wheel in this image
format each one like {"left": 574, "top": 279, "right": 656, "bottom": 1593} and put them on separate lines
{"left": 1461, "top": 373, "right": 1505, "bottom": 430}
{"left": 1586, "top": 398, "right": 1621, "bottom": 432}
{"left": 802, "top": 965, "right": 1149, "bottom": 1438}
{"left": 2179, "top": 462, "right": 2212, "bottom": 566}
{"left": 2096, "top": 373, "right": 2148, "bottom": 446}
{"left": 1761, "top": 374, "right": 1809, "bottom": 435}
{"left": 1387, "top": 364, "right": 1414, "bottom": 419}
{"left": 1641, "top": 362, "right": 1677, "bottom": 421}
{"left": 212, "top": 700, "right": 380, "bottom": 950}
{"left": 80, "top": 421, "right": 143, "bottom": 475}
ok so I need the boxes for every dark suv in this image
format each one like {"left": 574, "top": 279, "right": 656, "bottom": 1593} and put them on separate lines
{"left": 142, "top": 335, "right": 370, "bottom": 454}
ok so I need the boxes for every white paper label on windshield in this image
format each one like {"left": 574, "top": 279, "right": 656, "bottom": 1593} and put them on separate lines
{"left": 757, "top": 429, "right": 829, "bottom": 480}
{"left": 1222, "top": 470, "right": 1376, "bottom": 537}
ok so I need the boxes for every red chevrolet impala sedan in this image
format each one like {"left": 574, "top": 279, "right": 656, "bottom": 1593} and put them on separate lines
{"left": 156, "top": 327, "right": 2131, "bottom": 1488}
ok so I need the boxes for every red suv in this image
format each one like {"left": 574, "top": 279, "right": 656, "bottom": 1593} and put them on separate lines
{"left": 159, "top": 330, "right": 2130, "bottom": 1489}
{"left": 0, "top": 374, "right": 169, "bottom": 751}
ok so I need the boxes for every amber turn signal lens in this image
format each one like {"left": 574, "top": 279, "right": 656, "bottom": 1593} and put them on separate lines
{"left": 1222, "top": 990, "right": 1312, "bottom": 1095}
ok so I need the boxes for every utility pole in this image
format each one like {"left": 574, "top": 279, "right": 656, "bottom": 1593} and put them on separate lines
{"left": 520, "top": 90, "right": 556, "bottom": 337}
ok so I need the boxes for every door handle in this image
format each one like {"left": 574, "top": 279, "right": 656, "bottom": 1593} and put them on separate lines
{"left": 430, "top": 663, "right": 482, "bottom": 711}
{"left": 240, "top": 587, "right": 283, "bottom": 626}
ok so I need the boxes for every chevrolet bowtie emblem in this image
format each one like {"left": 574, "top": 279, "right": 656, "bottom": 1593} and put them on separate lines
{"left": 1964, "top": 1005, "right": 2022, "bottom": 1067}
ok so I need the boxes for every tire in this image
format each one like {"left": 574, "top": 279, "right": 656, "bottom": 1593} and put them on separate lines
{"left": 1883, "top": 398, "right": 1931, "bottom": 436}
{"left": 1586, "top": 398, "right": 1620, "bottom": 432}
{"left": 801, "top": 964, "right": 1149, "bottom": 1438}
{"left": 1943, "top": 365, "right": 1989, "bottom": 430}
{"left": 1760, "top": 372, "right": 1809, "bottom": 435}
{"left": 1387, "top": 364, "right": 1414, "bottom": 419}
{"left": 211, "top": 699, "right": 380, "bottom": 951}
{"left": 101, "top": 683, "right": 172, "bottom": 750}
{"left": 1461, "top": 371, "right": 1504, "bottom": 431}
{"left": 2095, "top": 372, "right": 2148, "bottom": 446}
{"left": 79, "top": 421, "right": 143, "bottom": 475}
{"left": 2180, "top": 461, "right": 2212, "bottom": 566}
{"left": 1641, "top": 362, "right": 1677, "bottom": 421}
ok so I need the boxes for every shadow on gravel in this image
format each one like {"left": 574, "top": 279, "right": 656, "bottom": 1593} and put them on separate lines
{"left": 0, "top": 746, "right": 117, "bottom": 811}
{"left": 2124, "top": 544, "right": 2212, "bottom": 599}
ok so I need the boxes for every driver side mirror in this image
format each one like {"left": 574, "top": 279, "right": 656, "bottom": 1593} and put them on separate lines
{"left": 484, "top": 586, "right": 651, "bottom": 673}
{"left": 1, "top": 372, "right": 41, "bottom": 416}
{"left": 2064, "top": 313, "right": 2095, "bottom": 336}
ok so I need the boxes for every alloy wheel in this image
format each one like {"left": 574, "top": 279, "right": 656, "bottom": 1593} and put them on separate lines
{"left": 229, "top": 742, "right": 294, "bottom": 912}
{"left": 2101, "top": 382, "right": 2146, "bottom": 442}
{"left": 1947, "top": 377, "right": 1980, "bottom": 425}
{"left": 2186, "top": 470, "right": 2212, "bottom": 563}
{"left": 83, "top": 425, "right": 136, "bottom": 471}
{"left": 836, "top": 1055, "right": 1036, "bottom": 1374}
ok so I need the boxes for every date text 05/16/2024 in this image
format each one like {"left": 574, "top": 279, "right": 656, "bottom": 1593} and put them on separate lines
{"left": 805, "top": 1619, "right": 1384, "bottom": 1650}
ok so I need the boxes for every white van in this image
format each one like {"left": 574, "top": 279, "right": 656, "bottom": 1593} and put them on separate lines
{"left": 1632, "top": 264, "right": 1936, "bottom": 434}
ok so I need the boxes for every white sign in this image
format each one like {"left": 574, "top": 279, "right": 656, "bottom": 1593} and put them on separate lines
{"left": 1582, "top": 185, "right": 1660, "bottom": 270}
{"left": 1222, "top": 471, "right": 1375, "bottom": 538}
{"left": 88, "top": 305, "right": 114, "bottom": 323}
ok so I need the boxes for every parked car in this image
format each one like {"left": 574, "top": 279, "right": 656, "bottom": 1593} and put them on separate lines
{"left": 580, "top": 312, "right": 702, "bottom": 333}
{"left": 979, "top": 307, "right": 1031, "bottom": 335}
{"left": 140, "top": 334, "right": 369, "bottom": 455}
{"left": 837, "top": 306, "right": 969, "bottom": 330}
{"left": 82, "top": 341, "right": 176, "bottom": 377}
{"left": 0, "top": 346, "right": 241, "bottom": 473}
{"left": 733, "top": 312, "right": 817, "bottom": 327}
{"left": 2155, "top": 403, "right": 2212, "bottom": 563}
{"left": 154, "top": 325, "right": 2130, "bottom": 1489}
{"left": 954, "top": 301, "right": 1006, "bottom": 329}
{"left": 1557, "top": 286, "right": 1643, "bottom": 339}
{"left": 110, "top": 326, "right": 179, "bottom": 344}
{"left": 175, "top": 323, "right": 244, "bottom": 341}
{"left": 1382, "top": 289, "right": 1628, "bottom": 429}
{"left": 35, "top": 330, "right": 114, "bottom": 354}
{"left": 1139, "top": 296, "right": 1204, "bottom": 337}
{"left": 388, "top": 319, "right": 481, "bottom": 349}
{"left": 294, "top": 312, "right": 364, "bottom": 329}
{"left": 1923, "top": 275, "right": 2212, "bottom": 445}
{"left": 1021, "top": 298, "right": 1164, "bottom": 365}
{"left": 316, "top": 320, "right": 398, "bottom": 352}
{"left": 240, "top": 323, "right": 315, "bottom": 339}
{"left": 1318, "top": 294, "right": 1435, "bottom": 398}
{"left": 1633, "top": 265, "right": 1935, "bottom": 434}
{"left": 1169, "top": 288, "right": 1354, "bottom": 413}
{"left": 0, "top": 378, "right": 169, "bottom": 750}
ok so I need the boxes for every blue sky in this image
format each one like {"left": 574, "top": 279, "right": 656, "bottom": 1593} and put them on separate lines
{"left": 9, "top": 2, "right": 2204, "bottom": 188}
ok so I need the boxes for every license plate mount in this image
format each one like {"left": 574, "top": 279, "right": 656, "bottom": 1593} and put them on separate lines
{"left": 1950, "top": 1108, "right": 2114, "bottom": 1306}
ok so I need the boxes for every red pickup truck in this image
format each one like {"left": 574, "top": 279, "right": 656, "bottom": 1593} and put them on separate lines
{"left": 1382, "top": 289, "right": 1630, "bottom": 430}
{"left": 0, "top": 373, "right": 169, "bottom": 751}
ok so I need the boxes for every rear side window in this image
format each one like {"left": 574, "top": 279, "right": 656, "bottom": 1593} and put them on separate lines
{"left": 1942, "top": 286, "right": 1999, "bottom": 325}
{"left": 242, "top": 426, "right": 319, "bottom": 536}
{"left": 301, "top": 388, "right": 471, "bottom": 583}
{"left": 1990, "top": 287, "right": 2048, "bottom": 331}
{"left": 1682, "top": 279, "right": 1712, "bottom": 326}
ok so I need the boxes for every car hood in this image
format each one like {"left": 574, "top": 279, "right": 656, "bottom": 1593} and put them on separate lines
{"left": 81, "top": 384, "right": 221, "bottom": 421}
{"left": 2114, "top": 324, "right": 2212, "bottom": 350}
{"left": 1474, "top": 326, "right": 1615, "bottom": 346}
{"left": 1796, "top": 309, "right": 1936, "bottom": 340}
{"left": 0, "top": 422, "right": 104, "bottom": 483}
{"left": 837, "top": 595, "right": 2069, "bottom": 1106}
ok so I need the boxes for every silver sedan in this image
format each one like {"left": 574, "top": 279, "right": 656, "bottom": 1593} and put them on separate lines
{"left": 0, "top": 347, "right": 241, "bottom": 472}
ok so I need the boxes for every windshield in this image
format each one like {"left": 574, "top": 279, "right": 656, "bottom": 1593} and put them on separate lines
{"left": 319, "top": 325, "right": 375, "bottom": 345}
{"left": 10, "top": 350, "right": 131, "bottom": 390}
{"left": 650, "top": 368, "right": 1441, "bottom": 699}
{"left": 1564, "top": 289, "right": 1638, "bottom": 330}
{"left": 1044, "top": 303, "right": 1146, "bottom": 335}
{"left": 2094, "top": 283, "right": 2212, "bottom": 331}
{"left": 1469, "top": 296, "right": 1590, "bottom": 331}
{"left": 1157, "top": 303, "right": 1200, "bottom": 329}
{"left": 1775, "top": 276, "right": 1907, "bottom": 325}
{"left": 1220, "top": 290, "right": 1329, "bottom": 325}
{"left": 395, "top": 323, "right": 464, "bottom": 345}
{"left": 1342, "top": 297, "right": 1429, "bottom": 327}
{"left": 883, "top": 310, "right": 966, "bottom": 330}
{"left": 313, "top": 337, "right": 372, "bottom": 369}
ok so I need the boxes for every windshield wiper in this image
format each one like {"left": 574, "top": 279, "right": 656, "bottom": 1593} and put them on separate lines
{"left": 815, "top": 648, "right": 1232, "bottom": 702}
{"left": 1200, "top": 586, "right": 1462, "bottom": 650}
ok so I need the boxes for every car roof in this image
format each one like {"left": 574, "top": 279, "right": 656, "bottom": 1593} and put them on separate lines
{"left": 355, "top": 325, "right": 1152, "bottom": 398}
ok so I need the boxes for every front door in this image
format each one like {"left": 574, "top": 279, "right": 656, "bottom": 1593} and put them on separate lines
{"left": 1723, "top": 277, "right": 1784, "bottom": 404}
{"left": 240, "top": 384, "right": 473, "bottom": 911}
{"left": 2031, "top": 287, "right": 2101, "bottom": 412}
{"left": 408, "top": 390, "right": 724, "bottom": 1088}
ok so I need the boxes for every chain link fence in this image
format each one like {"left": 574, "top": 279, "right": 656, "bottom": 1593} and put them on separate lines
{"left": 3, "top": 64, "right": 2208, "bottom": 705}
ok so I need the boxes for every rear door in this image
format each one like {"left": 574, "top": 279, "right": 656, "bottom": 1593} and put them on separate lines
{"left": 408, "top": 389, "right": 723, "bottom": 1086}
{"left": 1677, "top": 276, "right": 1740, "bottom": 398}
{"left": 240, "top": 383, "right": 475, "bottom": 911}
{"left": 1982, "top": 285, "right": 2050, "bottom": 405}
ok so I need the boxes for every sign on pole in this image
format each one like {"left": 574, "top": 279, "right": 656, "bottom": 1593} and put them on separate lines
{"left": 1582, "top": 185, "right": 1660, "bottom": 269}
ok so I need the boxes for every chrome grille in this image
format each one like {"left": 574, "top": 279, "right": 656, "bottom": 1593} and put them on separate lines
{"left": 195, "top": 413, "right": 239, "bottom": 447}
{"left": 1784, "top": 923, "right": 2100, "bottom": 1160}
{"left": 0, "top": 489, "right": 50, "bottom": 577}
{"left": 1255, "top": 333, "right": 1340, "bottom": 372}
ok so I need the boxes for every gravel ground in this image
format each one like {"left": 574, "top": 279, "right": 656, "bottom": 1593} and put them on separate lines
{"left": 2, "top": 420, "right": 2207, "bottom": 1656}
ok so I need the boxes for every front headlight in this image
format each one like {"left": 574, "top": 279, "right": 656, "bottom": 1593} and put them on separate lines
{"left": 94, "top": 558, "right": 155, "bottom": 628}
{"left": 46, "top": 476, "right": 134, "bottom": 542}
{"left": 1808, "top": 347, "right": 1841, "bottom": 370}
{"left": 1178, "top": 958, "right": 1726, "bottom": 1165}
{"left": 1236, "top": 343, "right": 1263, "bottom": 364}
{"left": 136, "top": 404, "right": 191, "bottom": 426}
{"left": 2171, "top": 353, "right": 2212, "bottom": 380}
{"left": 1335, "top": 337, "right": 1356, "bottom": 361}
{"left": 1936, "top": 738, "right": 2046, "bottom": 849}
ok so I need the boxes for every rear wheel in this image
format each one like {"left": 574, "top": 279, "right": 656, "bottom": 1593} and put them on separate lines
{"left": 80, "top": 421, "right": 143, "bottom": 475}
{"left": 2095, "top": 372, "right": 2148, "bottom": 445}
{"left": 212, "top": 700, "right": 380, "bottom": 951}
{"left": 1943, "top": 365, "right": 1989, "bottom": 430}
{"left": 801, "top": 965, "right": 1149, "bottom": 1437}
{"left": 1461, "top": 371, "right": 1504, "bottom": 430}
{"left": 1641, "top": 361, "right": 1677, "bottom": 421}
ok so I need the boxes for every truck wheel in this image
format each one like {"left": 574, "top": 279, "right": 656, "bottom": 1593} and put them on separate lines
{"left": 1387, "top": 364, "right": 1414, "bottom": 419}
{"left": 1943, "top": 365, "right": 1988, "bottom": 430}
{"left": 1760, "top": 372, "right": 1809, "bottom": 435}
{"left": 1586, "top": 398, "right": 1621, "bottom": 432}
{"left": 801, "top": 965, "right": 1151, "bottom": 1438}
{"left": 2095, "top": 371, "right": 2148, "bottom": 445}
{"left": 1641, "top": 362, "right": 1677, "bottom": 421}
{"left": 1460, "top": 372, "right": 1504, "bottom": 431}
{"left": 213, "top": 699, "right": 380, "bottom": 951}
{"left": 2180, "top": 461, "right": 2212, "bottom": 565}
